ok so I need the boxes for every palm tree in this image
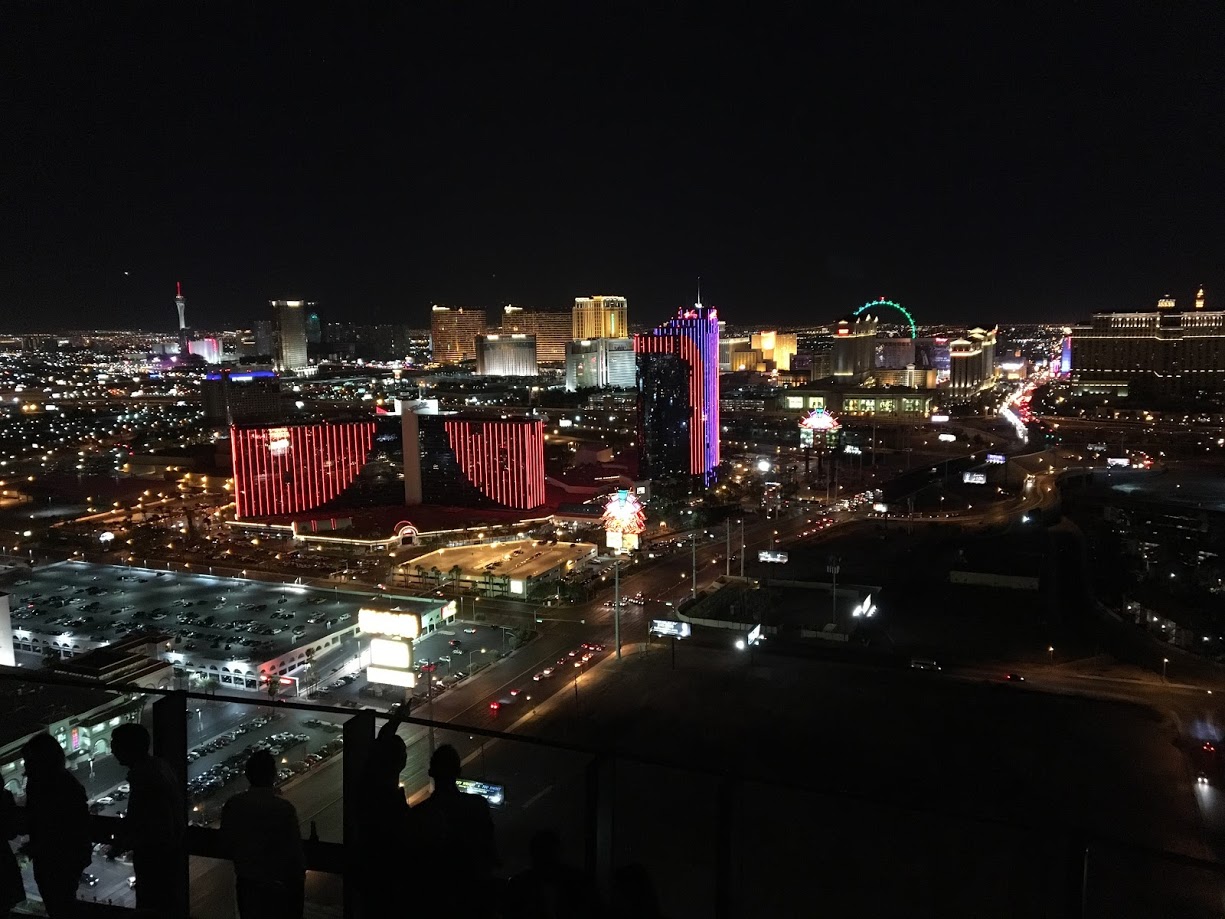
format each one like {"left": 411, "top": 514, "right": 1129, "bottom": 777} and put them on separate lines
{"left": 430, "top": 566, "right": 441, "bottom": 586}
{"left": 450, "top": 564, "right": 463, "bottom": 589}
{"left": 415, "top": 564, "right": 427, "bottom": 585}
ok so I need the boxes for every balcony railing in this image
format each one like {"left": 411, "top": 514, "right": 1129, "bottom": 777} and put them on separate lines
{"left": 0, "top": 669, "right": 1222, "bottom": 918}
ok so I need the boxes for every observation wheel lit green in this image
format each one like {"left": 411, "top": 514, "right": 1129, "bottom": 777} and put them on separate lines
{"left": 852, "top": 298, "right": 917, "bottom": 338}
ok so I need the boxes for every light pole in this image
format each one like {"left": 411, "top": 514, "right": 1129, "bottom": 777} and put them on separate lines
{"left": 1162, "top": 657, "right": 1169, "bottom": 682}
{"left": 613, "top": 559, "right": 621, "bottom": 661}
{"left": 690, "top": 531, "right": 696, "bottom": 600}
{"left": 725, "top": 520, "right": 731, "bottom": 577}
{"left": 739, "top": 520, "right": 745, "bottom": 578}
{"left": 827, "top": 556, "right": 840, "bottom": 628}
{"left": 1047, "top": 645, "right": 1054, "bottom": 664}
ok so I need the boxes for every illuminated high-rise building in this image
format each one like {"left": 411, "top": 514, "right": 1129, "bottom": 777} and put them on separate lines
{"left": 230, "top": 412, "right": 547, "bottom": 520}
{"left": 502, "top": 305, "right": 570, "bottom": 362}
{"left": 573, "top": 296, "right": 628, "bottom": 340}
{"left": 566, "top": 337, "right": 636, "bottom": 390}
{"left": 1071, "top": 290, "right": 1225, "bottom": 397}
{"left": 475, "top": 334, "right": 538, "bottom": 376}
{"left": 634, "top": 300, "right": 720, "bottom": 484}
{"left": 430, "top": 305, "right": 487, "bottom": 363}
{"left": 402, "top": 411, "right": 546, "bottom": 510}
{"left": 305, "top": 310, "right": 322, "bottom": 344}
{"left": 270, "top": 299, "right": 311, "bottom": 374}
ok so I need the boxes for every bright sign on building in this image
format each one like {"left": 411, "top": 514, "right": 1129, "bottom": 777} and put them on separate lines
{"left": 370, "top": 637, "right": 410, "bottom": 669}
{"left": 986, "top": 453, "right": 1006, "bottom": 465}
{"left": 358, "top": 608, "right": 421, "bottom": 640}
{"left": 267, "top": 427, "right": 291, "bottom": 455}
{"left": 758, "top": 550, "right": 789, "bottom": 564}
{"left": 367, "top": 666, "right": 416, "bottom": 688}
{"left": 602, "top": 489, "right": 646, "bottom": 553}
{"left": 367, "top": 636, "right": 415, "bottom": 688}
{"left": 799, "top": 408, "right": 841, "bottom": 449}
{"left": 962, "top": 471, "right": 987, "bottom": 485}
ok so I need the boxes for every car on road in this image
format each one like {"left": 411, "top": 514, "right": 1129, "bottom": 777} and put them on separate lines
{"left": 463, "top": 628, "right": 477, "bottom": 634}
{"left": 1198, "top": 771, "right": 1211, "bottom": 786}
{"left": 80, "top": 874, "right": 100, "bottom": 888}
{"left": 1005, "top": 672, "right": 1025, "bottom": 682}
{"left": 95, "top": 796, "right": 115, "bottom": 806}
{"left": 509, "top": 688, "right": 522, "bottom": 697}
{"left": 534, "top": 667, "right": 555, "bottom": 681}
{"left": 910, "top": 658, "right": 941, "bottom": 671}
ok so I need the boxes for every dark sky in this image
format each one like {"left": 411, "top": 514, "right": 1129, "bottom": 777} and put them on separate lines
{"left": 4, "top": 3, "right": 1225, "bottom": 331}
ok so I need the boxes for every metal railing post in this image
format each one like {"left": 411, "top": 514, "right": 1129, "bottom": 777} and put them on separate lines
{"left": 342, "top": 709, "right": 376, "bottom": 919}
{"left": 1065, "top": 831, "right": 1088, "bottom": 919}
{"left": 715, "top": 777, "right": 738, "bottom": 919}
{"left": 151, "top": 691, "right": 189, "bottom": 919}
{"left": 585, "top": 754, "right": 615, "bottom": 906}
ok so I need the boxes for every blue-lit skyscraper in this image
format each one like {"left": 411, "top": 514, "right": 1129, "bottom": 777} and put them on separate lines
{"left": 635, "top": 300, "right": 720, "bottom": 484}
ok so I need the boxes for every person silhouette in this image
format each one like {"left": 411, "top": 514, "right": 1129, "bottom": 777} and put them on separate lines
{"left": 111, "top": 723, "right": 185, "bottom": 917}
{"left": 221, "top": 750, "right": 305, "bottom": 919}
{"left": 504, "top": 829, "right": 598, "bottom": 919}
{"left": 0, "top": 786, "right": 25, "bottom": 915}
{"left": 612, "top": 863, "right": 665, "bottom": 919}
{"left": 357, "top": 717, "right": 413, "bottom": 917}
{"left": 19, "top": 732, "right": 91, "bottom": 919}
{"left": 412, "top": 744, "right": 498, "bottom": 912}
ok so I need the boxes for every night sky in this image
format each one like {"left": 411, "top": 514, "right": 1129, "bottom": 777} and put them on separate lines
{"left": 4, "top": 3, "right": 1224, "bottom": 331}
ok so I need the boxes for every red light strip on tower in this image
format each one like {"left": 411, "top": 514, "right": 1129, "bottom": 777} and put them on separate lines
{"left": 231, "top": 421, "right": 375, "bottom": 520}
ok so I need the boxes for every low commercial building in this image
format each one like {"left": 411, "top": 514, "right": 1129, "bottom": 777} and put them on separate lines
{"left": 402, "top": 539, "right": 597, "bottom": 598}
{"left": 0, "top": 672, "right": 145, "bottom": 794}
{"left": 775, "top": 388, "right": 937, "bottom": 420}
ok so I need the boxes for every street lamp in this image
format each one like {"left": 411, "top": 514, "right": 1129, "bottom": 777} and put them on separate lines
{"left": 1162, "top": 657, "right": 1169, "bottom": 682}
{"left": 1047, "top": 645, "right": 1054, "bottom": 664}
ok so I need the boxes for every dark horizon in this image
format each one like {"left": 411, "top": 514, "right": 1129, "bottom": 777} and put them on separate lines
{"left": 4, "top": 4, "right": 1224, "bottom": 332}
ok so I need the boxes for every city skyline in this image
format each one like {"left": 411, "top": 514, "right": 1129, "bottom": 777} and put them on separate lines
{"left": 4, "top": 6, "right": 1225, "bottom": 330}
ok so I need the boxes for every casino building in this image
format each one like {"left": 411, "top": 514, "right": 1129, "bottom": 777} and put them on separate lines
{"left": 230, "top": 412, "right": 546, "bottom": 520}
{"left": 1071, "top": 288, "right": 1225, "bottom": 398}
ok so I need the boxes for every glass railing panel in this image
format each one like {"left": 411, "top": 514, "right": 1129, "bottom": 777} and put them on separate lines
{"left": 610, "top": 759, "right": 721, "bottom": 917}
{"left": 185, "top": 694, "right": 346, "bottom": 844}
{"left": 1083, "top": 841, "right": 1225, "bottom": 919}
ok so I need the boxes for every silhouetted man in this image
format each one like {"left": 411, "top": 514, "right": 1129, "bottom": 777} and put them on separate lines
{"left": 111, "top": 723, "right": 185, "bottom": 917}
{"left": 222, "top": 750, "right": 305, "bottom": 919}
{"left": 412, "top": 745, "right": 497, "bottom": 912}
{"left": 505, "top": 829, "right": 599, "bottom": 919}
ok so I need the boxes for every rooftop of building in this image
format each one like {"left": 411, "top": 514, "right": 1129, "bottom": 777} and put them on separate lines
{"left": 403, "top": 538, "right": 597, "bottom": 580}
{"left": 0, "top": 665, "right": 118, "bottom": 750}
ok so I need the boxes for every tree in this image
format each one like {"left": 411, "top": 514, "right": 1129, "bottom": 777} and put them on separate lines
{"left": 450, "top": 564, "right": 463, "bottom": 589}
{"left": 430, "top": 566, "right": 442, "bottom": 586}
{"left": 415, "top": 564, "right": 427, "bottom": 585}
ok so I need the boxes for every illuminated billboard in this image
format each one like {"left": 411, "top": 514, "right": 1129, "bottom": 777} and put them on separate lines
{"left": 758, "top": 550, "right": 789, "bottom": 563}
{"left": 986, "top": 453, "right": 1006, "bottom": 464}
{"left": 962, "top": 472, "right": 987, "bottom": 485}
{"left": 602, "top": 489, "right": 646, "bottom": 552}
{"left": 367, "top": 636, "right": 415, "bottom": 688}
{"left": 358, "top": 608, "right": 421, "bottom": 640}
{"left": 368, "top": 665, "right": 416, "bottom": 688}
{"left": 650, "top": 619, "right": 692, "bottom": 638}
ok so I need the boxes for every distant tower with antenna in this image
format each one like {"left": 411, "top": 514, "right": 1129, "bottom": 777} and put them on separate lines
{"left": 175, "top": 281, "right": 189, "bottom": 353}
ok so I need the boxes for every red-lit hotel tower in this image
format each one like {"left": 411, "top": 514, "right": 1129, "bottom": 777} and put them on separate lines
{"left": 231, "top": 422, "right": 376, "bottom": 518}
{"left": 634, "top": 301, "right": 720, "bottom": 484}
{"left": 402, "top": 412, "right": 546, "bottom": 509}
{"left": 230, "top": 415, "right": 546, "bottom": 519}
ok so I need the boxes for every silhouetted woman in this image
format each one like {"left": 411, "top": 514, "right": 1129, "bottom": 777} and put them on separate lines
{"left": 0, "top": 785, "right": 25, "bottom": 916}
{"left": 21, "top": 733, "right": 91, "bottom": 918}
